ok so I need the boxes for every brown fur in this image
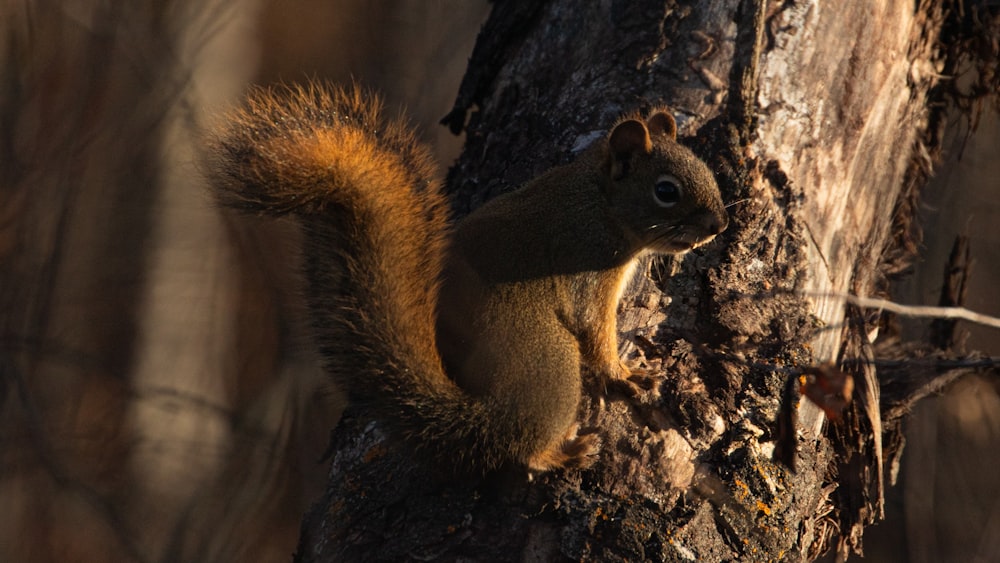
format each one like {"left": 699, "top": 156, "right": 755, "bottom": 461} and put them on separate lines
{"left": 208, "top": 83, "right": 728, "bottom": 474}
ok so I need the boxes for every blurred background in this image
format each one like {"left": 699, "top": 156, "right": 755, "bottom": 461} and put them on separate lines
{"left": 1, "top": 1, "right": 487, "bottom": 561}
{"left": 0, "top": 1, "right": 996, "bottom": 561}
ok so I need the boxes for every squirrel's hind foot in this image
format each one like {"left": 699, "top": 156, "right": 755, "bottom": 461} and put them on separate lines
{"left": 526, "top": 424, "right": 601, "bottom": 475}
{"left": 596, "top": 363, "right": 663, "bottom": 400}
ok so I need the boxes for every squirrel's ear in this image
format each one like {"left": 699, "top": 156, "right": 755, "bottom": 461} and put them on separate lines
{"left": 608, "top": 119, "right": 652, "bottom": 178}
{"left": 646, "top": 111, "right": 677, "bottom": 140}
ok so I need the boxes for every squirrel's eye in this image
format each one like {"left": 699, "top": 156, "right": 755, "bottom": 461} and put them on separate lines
{"left": 653, "top": 175, "right": 682, "bottom": 207}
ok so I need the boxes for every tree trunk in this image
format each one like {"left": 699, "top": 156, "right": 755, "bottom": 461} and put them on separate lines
{"left": 295, "top": 1, "right": 979, "bottom": 561}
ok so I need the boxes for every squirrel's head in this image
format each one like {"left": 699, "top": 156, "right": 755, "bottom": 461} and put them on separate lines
{"left": 603, "top": 110, "right": 728, "bottom": 254}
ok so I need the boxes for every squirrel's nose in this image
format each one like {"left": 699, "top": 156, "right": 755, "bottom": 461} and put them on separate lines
{"left": 713, "top": 212, "right": 729, "bottom": 235}
{"left": 702, "top": 210, "right": 728, "bottom": 236}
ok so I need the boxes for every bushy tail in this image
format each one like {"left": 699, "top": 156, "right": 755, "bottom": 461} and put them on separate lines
{"left": 208, "top": 84, "right": 516, "bottom": 470}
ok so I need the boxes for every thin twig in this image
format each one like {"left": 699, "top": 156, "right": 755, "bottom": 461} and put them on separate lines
{"left": 805, "top": 291, "right": 1000, "bottom": 330}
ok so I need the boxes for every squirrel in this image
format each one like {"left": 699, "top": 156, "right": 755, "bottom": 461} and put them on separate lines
{"left": 208, "top": 83, "right": 728, "bottom": 474}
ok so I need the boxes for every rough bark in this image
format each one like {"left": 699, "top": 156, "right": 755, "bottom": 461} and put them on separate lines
{"left": 295, "top": 1, "right": 972, "bottom": 561}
